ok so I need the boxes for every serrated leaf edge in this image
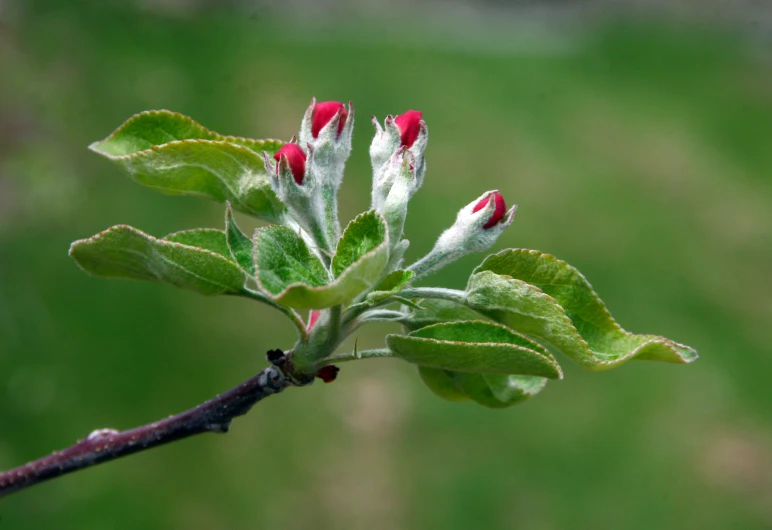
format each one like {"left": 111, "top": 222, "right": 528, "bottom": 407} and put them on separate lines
{"left": 163, "top": 227, "right": 227, "bottom": 241}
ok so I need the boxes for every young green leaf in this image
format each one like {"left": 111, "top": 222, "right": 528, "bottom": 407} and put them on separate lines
{"left": 90, "top": 111, "right": 285, "bottom": 222}
{"left": 467, "top": 249, "right": 699, "bottom": 370}
{"left": 365, "top": 269, "right": 414, "bottom": 303}
{"left": 225, "top": 203, "right": 254, "bottom": 275}
{"left": 254, "top": 213, "right": 390, "bottom": 310}
{"left": 164, "top": 228, "right": 232, "bottom": 259}
{"left": 254, "top": 225, "right": 329, "bottom": 300}
{"left": 386, "top": 321, "right": 562, "bottom": 378}
{"left": 331, "top": 210, "right": 389, "bottom": 278}
{"left": 70, "top": 225, "right": 247, "bottom": 295}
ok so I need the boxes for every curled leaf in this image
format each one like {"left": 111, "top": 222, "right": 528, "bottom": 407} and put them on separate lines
{"left": 387, "top": 320, "right": 562, "bottom": 379}
{"left": 70, "top": 225, "right": 246, "bottom": 295}
{"left": 467, "top": 249, "right": 698, "bottom": 370}
{"left": 90, "top": 110, "right": 285, "bottom": 221}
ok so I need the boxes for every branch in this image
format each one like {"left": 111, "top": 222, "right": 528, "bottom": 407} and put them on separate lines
{"left": 0, "top": 350, "right": 314, "bottom": 499}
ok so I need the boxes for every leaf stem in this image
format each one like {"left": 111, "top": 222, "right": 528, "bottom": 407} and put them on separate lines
{"left": 398, "top": 287, "right": 467, "bottom": 304}
{"left": 321, "top": 348, "right": 393, "bottom": 364}
{"left": 238, "top": 288, "right": 307, "bottom": 339}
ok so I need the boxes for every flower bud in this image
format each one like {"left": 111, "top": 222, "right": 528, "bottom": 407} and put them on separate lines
{"left": 298, "top": 98, "right": 354, "bottom": 195}
{"left": 472, "top": 192, "right": 507, "bottom": 229}
{"left": 273, "top": 143, "right": 307, "bottom": 185}
{"left": 311, "top": 101, "right": 348, "bottom": 139}
{"left": 394, "top": 110, "right": 422, "bottom": 148}
{"left": 370, "top": 111, "right": 428, "bottom": 215}
{"left": 407, "top": 190, "right": 517, "bottom": 278}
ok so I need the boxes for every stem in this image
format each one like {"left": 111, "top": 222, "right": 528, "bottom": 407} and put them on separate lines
{"left": 347, "top": 309, "right": 405, "bottom": 334}
{"left": 322, "top": 348, "right": 392, "bottom": 364}
{"left": 407, "top": 247, "right": 461, "bottom": 279}
{"left": 398, "top": 287, "right": 467, "bottom": 304}
{"left": 0, "top": 353, "right": 313, "bottom": 499}
{"left": 239, "top": 288, "right": 307, "bottom": 339}
{"left": 322, "top": 182, "right": 341, "bottom": 247}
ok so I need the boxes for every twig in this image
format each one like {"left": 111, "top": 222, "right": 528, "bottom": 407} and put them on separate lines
{"left": 0, "top": 350, "right": 313, "bottom": 499}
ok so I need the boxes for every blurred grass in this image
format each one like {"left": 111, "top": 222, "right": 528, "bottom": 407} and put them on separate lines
{"left": 1, "top": 1, "right": 771, "bottom": 529}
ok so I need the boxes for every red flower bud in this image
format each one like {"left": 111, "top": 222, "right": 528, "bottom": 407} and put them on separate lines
{"left": 394, "top": 110, "right": 423, "bottom": 148}
{"left": 473, "top": 192, "right": 507, "bottom": 229}
{"left": 312, "top": 101, "right": 347, "bottom": 138}
{"left": 273, "top": 143, "right": 307, "bottom": 185}
{"left": 315, "top": 365, "right": 340, "bottom": 383}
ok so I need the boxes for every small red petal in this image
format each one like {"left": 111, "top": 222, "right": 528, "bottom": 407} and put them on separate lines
{"left": 312, "top": 101, "right": 347, "bottom": 138}
{"left": 394, "top": 110, "right": 423, "bottom": 148}
{"left": 473, "top": 192, "right": 507, "bottom": 229}
{"left": 273, "top": 144, "right": 307, "bottom": 185}
{"left": 307, "top": 310, "right": 321, "bottom": 331}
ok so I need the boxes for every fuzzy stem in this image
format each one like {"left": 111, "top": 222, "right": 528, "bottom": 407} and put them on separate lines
{"left": 321, "top": 348, "right": 393, "bottom": 364}
{"left": 398, "top": 287, "right": 468, "bottom": 305}
{"left": 238, "top": 288, "right": 307, "bottom": 339}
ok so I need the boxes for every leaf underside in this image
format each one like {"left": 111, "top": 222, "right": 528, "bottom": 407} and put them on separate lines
{"left": 387, "top": 320, "right": 562, "bottom": 379}
{"left": 419, "top": 367, "right": 547, "bottom": 408}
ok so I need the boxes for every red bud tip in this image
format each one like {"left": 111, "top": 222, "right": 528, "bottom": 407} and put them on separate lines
{"left": 273, "top": 144, "right": 307, "bottom": 185}
{"left": 473, "top": 192, "right": 507, "bottom": 229}
{"left": 394, "top": 110, "right": 423, "bottom": 148}
{"left": 307, "top": 310, "right": 321, "bottom": 331}
{"left": 316, "top": 365, "right": 340, "bottom": 383}
{"left": 312, "top": 101, "right": 347, "bottom": 138}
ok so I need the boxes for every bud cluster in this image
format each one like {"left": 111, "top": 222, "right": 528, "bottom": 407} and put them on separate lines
{"left": 263, "top": 97, "right": 516, "bottom": 280}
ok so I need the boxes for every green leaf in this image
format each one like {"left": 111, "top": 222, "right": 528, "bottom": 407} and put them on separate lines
{"left": 386, "top": 321, "right": 562, "bottom": 378}
{"left": 90, "top": 110, "right": 285, "bottom": 221}
{"left": 467, "top": 249, "right": 699, "bottom": 370}
{"left": 254, "top": 225, "right": 329, "bottom": 300}
{"left": 225, "top": 203, "right": 254, "bottom": 275}
{"left": 70, "top": 225, "right": 247, "bottom": 295}
{"left": 255, "top": 212, "right": 390, "bottom": 310}
{"left": 400, "top": 298, "right": 482, "bottom": 333}
{"left": 164, "top": 228, "right": 231, "bottom": 259}
{"left": 331, "top": 210, "right": 388, "bottom": 278}
{"left": 366, "top": 269, "right": 414, "bottom": 303}
{"left": 418, "top": 367, "right": 547, "bottom": 408}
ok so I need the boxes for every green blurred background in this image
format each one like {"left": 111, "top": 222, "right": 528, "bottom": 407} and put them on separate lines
{"left": 1, "top": 1, "right": 771, "bottom": 528}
